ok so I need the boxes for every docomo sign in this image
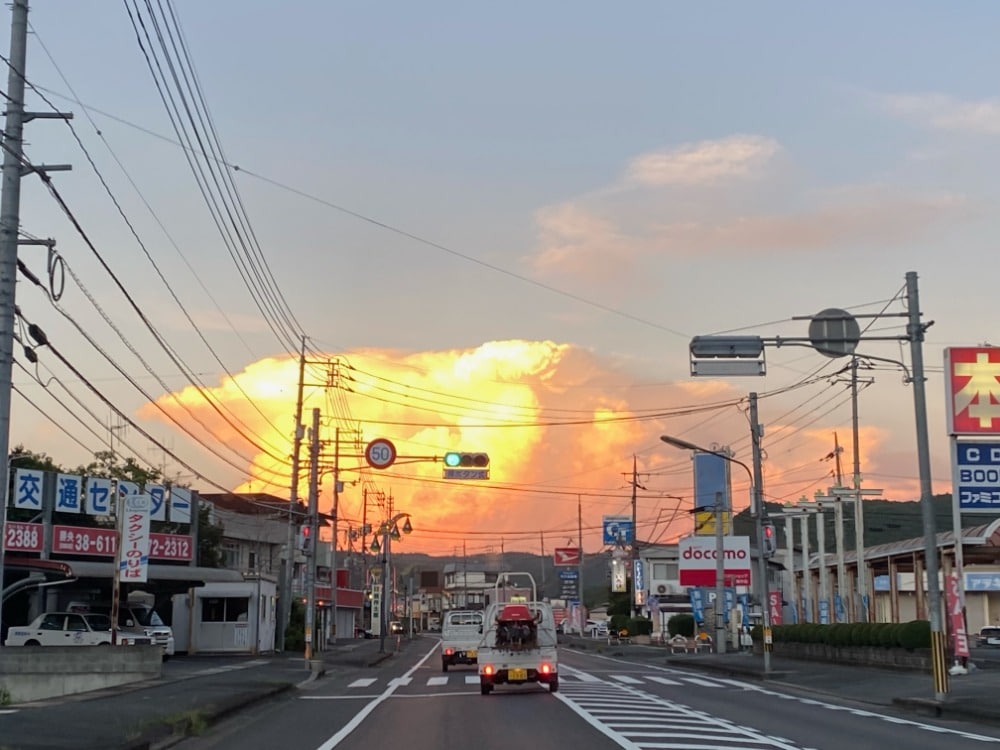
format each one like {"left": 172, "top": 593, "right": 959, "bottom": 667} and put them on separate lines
{"left": 678, "top": 535, "right": 752, "bottom": 587}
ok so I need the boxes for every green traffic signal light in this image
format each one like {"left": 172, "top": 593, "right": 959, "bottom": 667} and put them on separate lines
{"left": 443, "top": 451, "right": 490, "bottom": 468}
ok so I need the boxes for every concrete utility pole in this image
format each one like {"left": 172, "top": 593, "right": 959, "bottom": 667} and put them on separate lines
{"left": 0, "top": 0, "right": 72, "bottom": 641}
{"left": 714, "top": 491, "right": 726, "bottom": 654}
{"left": 851, "top": 358, "right": 868, "bottom": 622}
{"left": 330, "top": 427, "right": 340, "bottom": 645}
{"left": 749, "top": 393, "right": 772, "bottom": 674}
{"left": 278, "top": 337, "right": 307, "bottom": 651}
{"left": 630, "top": 455, "right": 639, "bottom": 617}
{"left": 304, "top": 408, "right": 320, "bottom": 661}
{"left": 783, "top": 514, "right": 797, "bottom": 622}
{"left": 816, "top": 504, "right": 828, "bottom": 623}
{"left": 905, "top": 270, "right": 948, "bottom": 698}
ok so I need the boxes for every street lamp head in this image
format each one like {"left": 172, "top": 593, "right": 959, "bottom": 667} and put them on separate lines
{"left": 660, "top": 435, "right": 707, "bottom": 453}
{"left": 402, "top": 517, "right": 413, "bottom": 535}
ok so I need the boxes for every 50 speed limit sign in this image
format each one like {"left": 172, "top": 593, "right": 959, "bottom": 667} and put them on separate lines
{"left": 365, "top": 438, "right": 397, "bottom": 470}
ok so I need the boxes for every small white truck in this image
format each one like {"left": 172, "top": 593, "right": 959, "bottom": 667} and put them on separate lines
{"left": 440, "top": 610, "right": 483, "bottom": 671}
{"left": 477, "top": 572, "right": 558, "bottom": 695}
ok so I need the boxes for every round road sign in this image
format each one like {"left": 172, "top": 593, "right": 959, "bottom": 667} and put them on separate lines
{"left": 808, "top": 307, "right": 861, "bottom": 358}
{"left": 364, "top": 438, "right": 397, "bottom": 469}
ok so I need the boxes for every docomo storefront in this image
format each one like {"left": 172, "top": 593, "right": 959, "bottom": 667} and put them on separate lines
{"left": 678, "top": 536, "right": 752, "bottom": 587}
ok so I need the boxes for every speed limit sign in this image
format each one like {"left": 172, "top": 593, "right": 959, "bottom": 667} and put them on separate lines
{"left": 365, "top": 438, "right": 397, "bottom": 470}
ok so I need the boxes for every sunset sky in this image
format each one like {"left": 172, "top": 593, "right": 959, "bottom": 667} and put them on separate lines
{"left": 7, "top": 2, "right": 1000, "bottom": 555}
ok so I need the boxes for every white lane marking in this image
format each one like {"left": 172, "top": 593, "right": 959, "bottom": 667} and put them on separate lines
{"left": 464, "top": 675, "right": 479, "bottom": 684}
{"left": 347, "top": 678, "right": 377, "bottom": 688}
{"left": 610, "top": 675, "right": 644, "bottom": 684}
{"left": 426, "top": 676, "right": 448, "bottom": 686}
{"left": 388, "top": 677, "right": 412, "bottom": 686}
{"left": 315, "top": 641, "right": 440, "bottom": 750}
{"left": 573, "top": 651, "right": 1000, "bottom": 744}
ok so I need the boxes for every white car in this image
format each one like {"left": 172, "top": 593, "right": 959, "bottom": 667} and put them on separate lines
{"left": 585, "top": 620, "right": 610, "bottom": 638}
{"left": 4, "top": 612, "right": 118, "bottom": 647}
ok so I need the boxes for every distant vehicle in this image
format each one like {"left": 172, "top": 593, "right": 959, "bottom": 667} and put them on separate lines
{"left": 978, "top": 626, "right": 1000, "bottom": 647}
{"left": 389, "top": 620, "right": 405, "bottom": 635}
{"left": 585, "top": 619, "right": 609, "bottom": 638}
{"left": 355, "top": 625, "right": 374, "bottom": 639}
{"left": 84, "top": 603, "right": 175, "bottom": 659}
{"left": 4, "top": 612, "right": 149, "bottom": 647}
{"left": 441, "top": 610, "right": 483, "bottom": 672}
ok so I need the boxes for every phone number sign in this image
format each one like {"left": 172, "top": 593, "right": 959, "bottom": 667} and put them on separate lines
{"left": 4, "top": 522, "right": 193, "bottom": 560}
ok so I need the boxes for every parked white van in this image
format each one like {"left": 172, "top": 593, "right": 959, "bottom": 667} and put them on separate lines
{"left": 441, "top": 610, "right": 483, "bottom": 672}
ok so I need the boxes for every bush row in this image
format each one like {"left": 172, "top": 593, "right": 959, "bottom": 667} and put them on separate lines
{"left": 750, "top": 620, "right": 931, "bottom": 650}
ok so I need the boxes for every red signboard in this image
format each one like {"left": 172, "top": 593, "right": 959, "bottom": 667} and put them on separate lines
{"left": 4, "top": 523, "right": 192, "bottom": 560}
{"left": 3, "top": 521, "right": 43, "bottom": 552}
{"left": 946, "top": 347, "right": 1000, "bottom": 435}
{"left": 769, "top": 590, "right": 783, "bottom": 626}
{"left": 947, "top": 572, "right": 970, "bottom": 659}
{"left": 553, "top": 547, "right": 581, "bottom": 566}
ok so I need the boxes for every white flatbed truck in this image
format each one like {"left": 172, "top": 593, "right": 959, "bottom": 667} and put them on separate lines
{"left": 476, "top": 572, "right": 558, "bottom": 695}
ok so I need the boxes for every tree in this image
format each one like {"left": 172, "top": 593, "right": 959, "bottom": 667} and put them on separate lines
{"left": 197, "top": 504, "right": 224, "bottom": 568}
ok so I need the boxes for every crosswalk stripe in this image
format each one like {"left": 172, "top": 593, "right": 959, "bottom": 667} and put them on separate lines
{"left": 681, "top": 676, "right": 724, "bottom": 687}
{"left": 610, "top": 675, "right": 643, "bottom": 684}
{"left": 389, "top": 677, "right": 412, "bottom": 686}
{"left": 465, "top": 675, "right": 480, "bottom": 684}
{"left": 645, "top": 675, "right": 683, "bottom": 685}
{"left": 348, "top": 678, "right": 377, "bottom": 688}
{"left": 427, "top": 676, "right": 448, "bottom": 686}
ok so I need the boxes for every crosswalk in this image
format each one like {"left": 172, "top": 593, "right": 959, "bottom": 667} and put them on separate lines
{"left": 343, "top": 671, "right": 737, "bottom": 690}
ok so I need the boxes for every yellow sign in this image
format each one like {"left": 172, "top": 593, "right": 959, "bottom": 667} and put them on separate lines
{"left": 508, "top": 668, "right": 527, "bottom": 681}
{"left": 694, "top": 510, "right": 731, "bottom": 536}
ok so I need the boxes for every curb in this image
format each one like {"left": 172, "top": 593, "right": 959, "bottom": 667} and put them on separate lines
{"left": 119, "top": 681, "right": 296, "bottom": 750}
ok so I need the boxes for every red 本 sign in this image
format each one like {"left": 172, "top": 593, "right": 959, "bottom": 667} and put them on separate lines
{"left": 946, "top": 347, "right": 1000, "bottom": 435}
{"left": 553, "top": 547, "right": 580, "bottom": 566}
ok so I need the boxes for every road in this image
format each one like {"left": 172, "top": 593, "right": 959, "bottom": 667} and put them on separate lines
{"left": 173, "top": 639, "right": 1000, "bottom": 750}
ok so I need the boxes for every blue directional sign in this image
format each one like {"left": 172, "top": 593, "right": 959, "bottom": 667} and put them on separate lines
{"left": 955, "top": 441, "right": 1000, "bottom": 511}
{"left": 602, "top": 515, "right": 633, "bottom": 545}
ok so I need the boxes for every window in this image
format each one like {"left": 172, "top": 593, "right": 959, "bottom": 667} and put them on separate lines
{"left": 202, "top": 596, "right": 251, "bottom": 623}
{"left": 40, "top": 614, "right": 64, "bottom": 630}
{"left": 652, "top": 562, "right": 678, "bottom": 580}
{"left": 222, "top": 542, "right": 240, "bottom": 569}
{"left": 248, "top": 551, "right": 257, "bottom": 570}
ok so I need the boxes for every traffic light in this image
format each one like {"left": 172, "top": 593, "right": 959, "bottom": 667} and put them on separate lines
{"left": 443, "top": 452, "right": 489, "bottom": 468}
{"left": 762, "top": 521, "right": 777, "bottom": 558}
{"left": 299, "top": 524, "right": 312, "bottom": 553}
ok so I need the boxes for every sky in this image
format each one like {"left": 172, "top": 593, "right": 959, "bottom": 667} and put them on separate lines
{"left": 6, "top": 1, "right": 1000, "bottom": 556}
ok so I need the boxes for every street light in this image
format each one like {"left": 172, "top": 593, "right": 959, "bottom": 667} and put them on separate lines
{"left": 371, "top": 512, "right": 413, "bottom": 654}
{"left": 661, "top": 434, "right": 772, "bottom": 673}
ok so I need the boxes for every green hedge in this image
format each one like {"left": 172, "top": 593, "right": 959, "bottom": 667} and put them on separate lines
{"left": 758, "top": 620, "right": 931, "bottom": 649}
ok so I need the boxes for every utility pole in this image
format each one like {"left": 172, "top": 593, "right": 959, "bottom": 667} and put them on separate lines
{"left": 577, "top": 495, "right": 584, "bottom": 627}
{"left": 304, "top": 408, "right": 320, "bottom": 661}
{"left": 906, "top": 270, "right": 948, "bottom": 698}
{"left": 0, "top": 0, "right": 73, "bottom": 641}
{"left": 714, "top": 491, "right": 726, "bottom": 654}
{"left": 330, "top": 427, "right": 340, "bottom": 645}
{"left": 783, "top": 514, "right": 797, "bottom": 623}
{"left": 278, "top": 337, "right": 306, "bottom": 651}
{"left": 539, "top": 531, "right": 545, "bottom": 595}
{"left": 800, "top": 513, "right": 811, "bottom": 621}
{"left": 851, "top": 357, "right": 868, "bottom": 622}
{"left": 749, "top": 392, "right": 772, "bottom": 673}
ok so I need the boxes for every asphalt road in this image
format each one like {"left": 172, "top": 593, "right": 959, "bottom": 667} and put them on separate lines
{"left": 165, "top": 638, "right": 1000, "bottom": 750}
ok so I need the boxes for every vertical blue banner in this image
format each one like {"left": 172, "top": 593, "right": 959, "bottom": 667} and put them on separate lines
{"left": 693, "top": 453, "right": 731, "bottom": 511}
{"left": 688, "top": 588, "right": 704, "bottom": 625}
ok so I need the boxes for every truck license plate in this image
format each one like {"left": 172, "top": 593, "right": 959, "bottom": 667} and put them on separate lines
{"left": 466, "top": 650, "right": 477, "bottom": 658}
{"left": 508, "top": 668, "right": 527, "bottom": 681}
